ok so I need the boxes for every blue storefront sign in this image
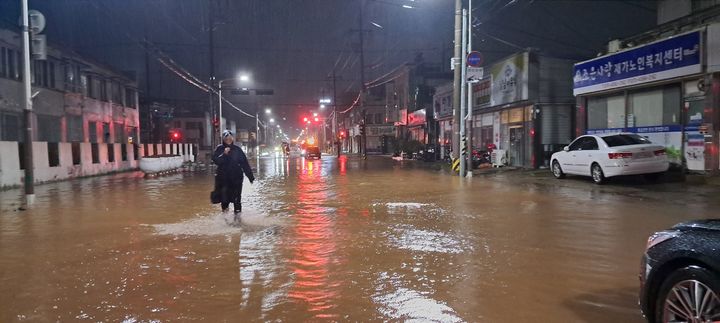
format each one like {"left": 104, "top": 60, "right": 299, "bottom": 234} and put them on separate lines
{"left": 574, "top": 31, "right": 702, "bottom": 95}
{"left": 586, "top": 125, "right": 682, "bottom": 135}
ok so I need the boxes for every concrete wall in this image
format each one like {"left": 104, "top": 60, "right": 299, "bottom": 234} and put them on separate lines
{"left": 0, "top": 141, "right": 196, "bottom": 189}
{"left": 657, "top": 0, "right": 691, "bottom": 25}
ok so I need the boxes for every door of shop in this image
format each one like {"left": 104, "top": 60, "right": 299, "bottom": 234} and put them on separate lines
{"left": 509, "top": 126, "right": 524, "bottom": 166}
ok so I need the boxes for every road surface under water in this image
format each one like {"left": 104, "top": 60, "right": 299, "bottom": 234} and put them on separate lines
{"left": 1, "top": 156, "right": 719, "bottom": 322}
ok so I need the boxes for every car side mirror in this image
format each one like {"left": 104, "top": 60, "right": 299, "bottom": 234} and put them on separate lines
{"left": 563, "top": 146, "right": 569, "bottom": 152}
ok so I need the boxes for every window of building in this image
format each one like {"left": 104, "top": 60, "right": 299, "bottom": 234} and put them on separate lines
{"left": 6, "top": 48, "right": 20, "bottom": 80}
{"left": 37, "top": 114, "right": 61, "bottom": 142}
{"left": 133, "top": 144, "right": 140, "bottom": 160}
{"left": 86, "top": 75, "right": 95, "bottom": 98}
{"left": 47, "top": 142, "right": 60, "bottom": 167}
{"left": 111, "top": 81, "right": 123, "bottom": 104}
{"left": 121, "top": 143, "right": 128, "bottom": 161}
{"left": 375, "top": 113, "right": 383, "bottom": 124}
{"left": 33, "top": 60, "right": 49, "bottom": 87}
{"left": 88, "top": 121, "right": 98, "bottom": 143}
{"left": 67, "top": 115, "right": 84, "bottom": 142}
{"left": 71, "top": 142, "right": 81, "bottom": 165}
{"left": 587, "top": 94, "right": 625, "bottom": 130}
{"left": 91, "top": 143, "right": 100, "bottom": 164}
{"left": 1, "top": 113, "right": 22, "bottom": 141}
{"left": 115, "top": 122, "right": 125, "bottom": 143}
{"left": 125, "top": 88, "right": 137, "bottom": 108}
{"left": 100, "top": 79, "right": 108, "bottom": 101}
{"left": 108, "top": 143, "right": 115, "bottom": 162}
{"left": 64, "top": 63, "right": 83, "bottom": 92}
{"left": 103, "top": 123, "right": 110, "bottom": 143}
{"left": 628, "top": 85, "right": 680, "bottom": 127}
{"left": 0, "top": 47, "right": 7, "bottom": 78}
{"left": 174, "top": 121, "right": 182, "bottom": 128}
{"left": 81, "top": 74, "right": 89, "bottom": 97}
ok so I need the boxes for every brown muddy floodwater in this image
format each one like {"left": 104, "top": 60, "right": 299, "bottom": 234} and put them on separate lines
{"left": 1, "top": 156, "right": 719, "bottom": 322}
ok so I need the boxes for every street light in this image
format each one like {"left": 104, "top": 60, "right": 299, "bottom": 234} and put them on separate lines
{"left": 265, "top": 108, "right": 272, "bottom": 115}
{"left": 320, "top": 104, "right": 326, "bottom": 109}
{"left": 269, "top": 118, "right": 275, "bottom": 123}
{"left": 218, "top": 73, "right": 251, "bottom": 134}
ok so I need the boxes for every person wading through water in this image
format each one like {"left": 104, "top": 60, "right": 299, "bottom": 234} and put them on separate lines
{"left": 212, "top": 130, "right": 255, "bottom": 220}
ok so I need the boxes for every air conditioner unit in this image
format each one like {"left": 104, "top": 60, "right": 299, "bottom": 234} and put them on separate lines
{"left": 491, "top": 149, "right": 507, "bottom": 167}
{"left": 607, "top": 39, "right": 622, "bottom": 53}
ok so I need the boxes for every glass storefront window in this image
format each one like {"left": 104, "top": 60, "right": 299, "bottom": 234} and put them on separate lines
{"left": 588, "top": 94, "right": 625, "bottom": 129}
{"left": 628, "top": 85, "right": 680, "bottom": 127}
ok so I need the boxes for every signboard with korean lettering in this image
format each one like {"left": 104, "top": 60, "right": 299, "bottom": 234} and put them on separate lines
{"left": 407, "top": 109, "right": 426, "bottom": 127}
{"left": 574, "top": 31, "right": 702, "bottom": 96}
{"left": 490, "top": 52, "right": 529, "bottom": 106}
{"left": 472, "top": 77, "right": 491, "bottom": 109}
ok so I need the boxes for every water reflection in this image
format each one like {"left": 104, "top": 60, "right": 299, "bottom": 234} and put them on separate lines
{"left": 286, "top": 157, "right": 340, "bottom": 319}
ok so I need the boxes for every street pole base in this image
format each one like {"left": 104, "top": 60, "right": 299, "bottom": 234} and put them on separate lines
{"left": 25, "top": 194, "right": 36, "bottom": 206}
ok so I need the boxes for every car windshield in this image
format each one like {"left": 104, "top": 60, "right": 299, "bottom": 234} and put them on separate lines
{"left": 601, "top": 134, "right": 652, "bottom": 147}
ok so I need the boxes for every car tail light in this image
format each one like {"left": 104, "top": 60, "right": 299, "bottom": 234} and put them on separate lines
{"left": 608, "top": 152, "right": 633, "bottom": 159}
{"left": 654, "top": 149, "right": 666, "bottom": 156}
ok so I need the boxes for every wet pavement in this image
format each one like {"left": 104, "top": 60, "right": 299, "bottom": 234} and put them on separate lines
{"left": 1, "top": 156, "right": 719, "bottom": 322}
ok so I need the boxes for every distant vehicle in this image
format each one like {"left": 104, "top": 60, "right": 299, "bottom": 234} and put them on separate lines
{"left": 639, "top": 219, "right": 720, "bottom": 323}
{"left": 305, "top": 146, "right": 321, "bottom": 160}
{"left": 550, "top": 133, "right": 669, "bottom": 184}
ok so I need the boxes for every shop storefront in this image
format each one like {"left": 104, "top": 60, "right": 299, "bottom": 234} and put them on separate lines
{"left": 407, "top": 109, "right": 427, "bottom": 143}
{"left": 433, "top": 83, "right": 454, "bottom": 159}
{"left": 471, "top": 51, "right": 575, "bottom": 168}
{"left": 574, "top": 27, "right": 720, "bottom": 171}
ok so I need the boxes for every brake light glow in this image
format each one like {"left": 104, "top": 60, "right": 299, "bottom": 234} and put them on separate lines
{"left": 608, "top": 152, "right": 632, "bottom": 159}
{"left": 654, "top": 149, "right": 666, "bottom": 156}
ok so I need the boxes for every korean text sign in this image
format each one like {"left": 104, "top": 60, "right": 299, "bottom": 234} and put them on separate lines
{"left": 573, "top": 31, "right": 701, "bottom": 95}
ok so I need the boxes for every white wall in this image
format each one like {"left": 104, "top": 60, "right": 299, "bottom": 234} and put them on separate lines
{"left": 0, "top": 142, "right": 195, "bottom": 189}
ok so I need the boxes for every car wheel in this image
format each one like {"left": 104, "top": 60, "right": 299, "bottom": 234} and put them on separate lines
{"left": 654, "top": 265, "right": 720, "bottom": 323}
{"left": 552, "top": 160, "right": 565, "bottom": 179}
{"left": 591, "top": 163, "right": 605, "bottom": 185}
{"left": 644, "top": 173, "right": 663, "bottom": 182}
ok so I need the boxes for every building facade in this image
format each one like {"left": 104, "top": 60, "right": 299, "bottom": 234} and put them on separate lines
{"left": 469, "top": 51, "right": 576, "bottom": 168}
{"left": 574, "top": 4, "right": 720, "bottom": 172}
{"left": 0, "top": 27, "right": 142, "bottom": 188}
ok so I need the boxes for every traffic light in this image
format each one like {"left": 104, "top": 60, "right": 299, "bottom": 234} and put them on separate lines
{"left": 169, "top": 130, "right": 182, "bottom": 142}
{"left": 339, "top": 130, "right": 346, "bottom": 138}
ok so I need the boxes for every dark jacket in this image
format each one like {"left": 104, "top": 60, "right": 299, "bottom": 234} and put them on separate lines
{"left": 212, "top": 143, "right": 254, "bottom": 185}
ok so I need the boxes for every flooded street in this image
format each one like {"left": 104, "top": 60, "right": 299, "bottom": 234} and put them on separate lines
{"left": 2, "top": 156, "right": 719, "bottom": 322}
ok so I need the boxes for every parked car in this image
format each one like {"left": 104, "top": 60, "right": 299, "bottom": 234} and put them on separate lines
{"left": 550, "top": 133, "right": 669, "bottom": 184}
{"left": 639, "top": 219, "right": 720, "bottom": 323}
{"left": 305, "top": 146, "right": 321, "bottom": 160}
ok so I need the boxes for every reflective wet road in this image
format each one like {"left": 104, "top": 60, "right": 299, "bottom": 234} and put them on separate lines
{"left": 2, "top": 156, "right": 719, "bottom": 322}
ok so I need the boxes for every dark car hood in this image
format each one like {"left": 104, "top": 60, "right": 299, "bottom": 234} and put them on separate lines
{"left": 672, "top": 219, "right": 720, "bottom": 232}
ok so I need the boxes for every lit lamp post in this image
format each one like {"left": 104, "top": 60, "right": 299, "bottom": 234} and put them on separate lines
{"left": 218, "top": 73, "right": 250, "bottom": 134}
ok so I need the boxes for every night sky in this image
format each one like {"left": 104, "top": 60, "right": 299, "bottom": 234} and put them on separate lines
{"left": 0, "top": 0, "right": 657, "bottom": 131}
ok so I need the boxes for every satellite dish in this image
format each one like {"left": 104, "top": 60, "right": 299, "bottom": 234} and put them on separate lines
{"left": 18, "top": 9, "right": 46, "bottom": 34}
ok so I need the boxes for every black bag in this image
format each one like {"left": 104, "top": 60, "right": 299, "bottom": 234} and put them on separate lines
{"left": 210, "top": 190, "right": 221, "bottom": 204}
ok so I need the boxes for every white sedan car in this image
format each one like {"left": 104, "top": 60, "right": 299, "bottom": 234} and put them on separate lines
{"left": 551, "top": 133, "right": 670, "bottom": 184}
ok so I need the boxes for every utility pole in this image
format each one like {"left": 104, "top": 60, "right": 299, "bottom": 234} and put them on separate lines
{"left": 466, "top": 0, "right": 474, "bottom": 178}
{"left": 208, "top": 0, "right": 216, "bottom": 149}
{"left": 20, "top": 0, "right": 34, "bottom": 199}
{"left": 358, "top": 0, "right": 367, "bottom": 158}
{"left": 452, "top": 0, "right": 463, "bottom": 173}
{"left": 332, "top": 70, "right": 340, "bottom": 158}
{"left": 459, "top": 9, "right": 468, "bottom": 177}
